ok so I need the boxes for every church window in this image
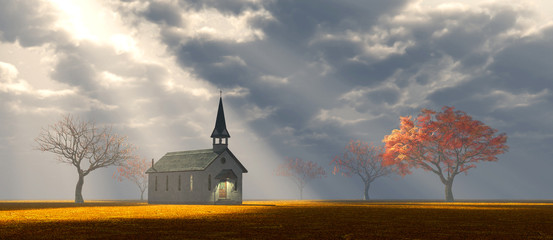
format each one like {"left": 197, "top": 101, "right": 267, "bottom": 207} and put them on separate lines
{"left": 221, "top": 157, "right": 226, "bottom": 164}
{"left": 234, "top": 181, "right": 238, "bottom": 191}
{"left": 208, "top": 174, "right": 212, "bottom": 191}
{"left": 155, "top": 176, "right": 158, "bottom": 191}
{"left": 166, "top": 175, "right": 169, "bottom": 191}
{"left": 190, "top": 175, "right": 194, "bottom": 191}
{"left": 178, "top": 175, "right": 181, "bottom": 191}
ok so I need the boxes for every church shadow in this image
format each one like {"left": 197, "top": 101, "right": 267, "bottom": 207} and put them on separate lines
{"left": 0, "top": 200, "right": 146, "bottom": 211}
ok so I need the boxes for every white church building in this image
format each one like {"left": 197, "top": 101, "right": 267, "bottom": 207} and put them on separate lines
{"left": 146, "top": 96, "right": 247, "bottom": 204}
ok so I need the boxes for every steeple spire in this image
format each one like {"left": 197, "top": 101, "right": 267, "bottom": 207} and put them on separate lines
{"left": 211, "top": 93, "right": 230, "bottom": 152}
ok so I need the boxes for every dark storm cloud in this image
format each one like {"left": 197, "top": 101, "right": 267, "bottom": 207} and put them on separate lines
{"left": 0, "top": 0, "right": 66, "bottom": 47}
{"left": 489, "top": 26, "right": 553, "bottom": 93}
{"left": 141, "top": 1, "right": 182, "bottom": 26}
{"left": 425, "top": 11, "right": 553, "bottom": 143}
{"left": 367, "top": 87, "right": 400, "bottom": 105}
{"left": 173, "top": 40, "right": 253, "bottom": 88}
{"left": 260, "top": 0, "right": 408, "bottom": 45}
{"left": 357, "top": 3, "right": 524, "bottom": 85}
{"left": 152, "top": 0, "right": 412, "bottom": 108}
{"left": 427, "top": 6, "right": 519, "bottom": 60}
{"left": 255, "top": 0, "right": 410, "bottom": 87}
{"left": 51, "top": 51, "right": 99, "bottom": 91}
{"left": 50, "top": 41, "right": 171, "bottom": 105}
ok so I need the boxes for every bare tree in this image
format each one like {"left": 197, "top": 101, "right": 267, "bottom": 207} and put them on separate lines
{"left": 35, "top": 114, "right": 134, "bottom": 203}
{"left": 331, "top": 140, "right": 396, "bottom": 200}
{"left": 113, "top": 156, "right": 149, "bottom": 201}
{"left": 275, "top": 157, "right": 326, "bottom": 200}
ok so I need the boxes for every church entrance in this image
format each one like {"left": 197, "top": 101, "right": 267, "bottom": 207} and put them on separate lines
{"left": 218, "top": 181, "right": 227, "bottom": 199}
{"left": 215, "top": 169, "right": 237, "bottom": 202}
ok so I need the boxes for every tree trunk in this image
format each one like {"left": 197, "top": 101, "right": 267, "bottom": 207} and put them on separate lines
{"left": 444, "top": 180, "right": 454, "bottom": 202}
{"left": 364, "top": 182, "right": 371, "bottom": 201}
{"left": 75, "top": 174, "right": 85, "bottom": 204}
{"left": 140, "top": 190, "right": 144, "bottom": 201}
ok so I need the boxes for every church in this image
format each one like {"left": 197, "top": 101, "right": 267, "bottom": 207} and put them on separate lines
{"left": 146, "top": 95, "right": 247, "bottom": 204}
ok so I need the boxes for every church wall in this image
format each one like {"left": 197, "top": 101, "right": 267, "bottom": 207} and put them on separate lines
{"left": 205, "top": 150, "right": 244, "bottom": 204}
{"left": 148, "top": 171, "right": 214, "bottom": 204}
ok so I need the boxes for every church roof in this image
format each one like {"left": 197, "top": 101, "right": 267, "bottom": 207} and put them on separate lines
{"left": 146, "top": 149, "right": 217, "bottom": 173}
{"left": 211, "top": 97, "right": 230, "bottom": 138}
{"left": 146, "top": 148, "right": 247, "bottom": 173}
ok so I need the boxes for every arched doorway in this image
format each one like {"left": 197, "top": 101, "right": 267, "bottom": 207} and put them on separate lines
{"left": 218, "top": 180, "right": 228, "bottom": 199}
{"left": 215, "top": 169, "right": 237, "bottom": 202}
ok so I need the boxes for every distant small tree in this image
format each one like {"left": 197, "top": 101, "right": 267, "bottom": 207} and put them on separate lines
{"left": 331, "top": 140, "right": 395, "bottom": 200}
{"left": 35, "top": 114, "right": 134, "bottom": 203}
{"left": 275, "top": 158, "right": 326, "bottom": 200}
{"left": 114, "top": 156, "right": 149, "bottom": 201}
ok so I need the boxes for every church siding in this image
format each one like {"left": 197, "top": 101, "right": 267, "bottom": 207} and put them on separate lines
{"left": 205, "top": 151, "right": 244, "bottom": 203}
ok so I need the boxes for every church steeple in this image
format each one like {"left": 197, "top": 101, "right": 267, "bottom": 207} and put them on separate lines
{"left": 211, "top": 92, "right": 230, "bottom": 153}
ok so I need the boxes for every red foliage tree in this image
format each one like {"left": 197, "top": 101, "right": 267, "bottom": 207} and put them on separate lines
{"left": 275, "top": 158, "right": 326, "bottom": 200}
{"left": 114, "top": 156, "right": 149, "bottom": 201}
{"left": 331, "top": 140, "right": 395, "bottom": 200}
{"left": 382, "top": 106, "right": 508, "bottom": 201}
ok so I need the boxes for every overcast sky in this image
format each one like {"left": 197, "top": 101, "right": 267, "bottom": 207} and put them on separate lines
{"left": 1, "top": 0, "right": 552, "bottom": 201}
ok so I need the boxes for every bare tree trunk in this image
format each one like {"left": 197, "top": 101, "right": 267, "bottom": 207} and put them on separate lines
{"left": 364, "top": 182, "right": 371, "bottom": 201}
{"left": 140, "top": 190, "right": 144, "bottom": 201}
{"left": 445, "top": 181, "right": 454, "bottom": 202}
{"left": 75, "top": 174, "right": 85, "bottom": 203}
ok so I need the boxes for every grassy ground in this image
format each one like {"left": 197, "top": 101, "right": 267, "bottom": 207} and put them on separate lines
{"left": 1, "top": 200, "right": 553, "bottom": 239}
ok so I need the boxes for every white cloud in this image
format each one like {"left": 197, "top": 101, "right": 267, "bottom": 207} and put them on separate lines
{"left": 491, "top": 89, "right": 549, "bottom": 109}
{"left": 110, "top": 34, "right": 137, "bottom": 55}
{"left": 260, "top": 75, "right": 289, "bottom": 84}
{"left": 1, "top": 61, "right": 77, "bottom": 98}
{"left": 272, "top": 126, "right": 296, "bottom": 136}
{"left": 214, "top": 55, "right": 247, "bottom": 67}
{"left": 86, "top": 98, "right": 119, "bottom": 111}
{"left": 35, "top": 89, "right": 76, "bottom": 99}
{"left": 223, "top": 86, "right": 250, "bottom": 98}
{"left": 99, "top": 71, "right": 135, "bottom": 88}
{"left": 0, "top": 61, "right": 18, "bottom": 79}
{"left": 127, "top": 116, "right": 164, "bottom": 129}
{"left": 183, "top": 8, "right": 273, "bottom": 43}
{"left": 0, "top": 62, "right": 31, "bottom": 94}
{"left": 6, "top": 100, "right": 65, "bottom": 115}
{"left": 314, "top": 109, "right": 370, "bottom": 126}
{"left": 243, "top": 104, "right": 277, "bottom": 121}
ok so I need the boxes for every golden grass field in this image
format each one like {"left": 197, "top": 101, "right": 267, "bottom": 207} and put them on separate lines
{"left": 1, "top": 200, "right": 553, "bottom": 239}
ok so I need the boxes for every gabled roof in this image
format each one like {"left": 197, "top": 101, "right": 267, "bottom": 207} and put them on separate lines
{"left": 146, "top": 148, "right": 248, "bottom": 173}
{"left": 146, "top": 149, "right": 218, "bottom": 173}
{"left": 211, "top": 97, "right": 230, "bottom": 138}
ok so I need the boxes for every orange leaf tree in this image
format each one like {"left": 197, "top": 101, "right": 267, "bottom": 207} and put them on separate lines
{"left": 275, "top": 158, "right": 326, "bottom": 200}
{"left": 114, "top": 156, "right": 149, "bottom": 201}
{"left": 382, "top": 106, "right": 508, "bottom": 202}
{"left": 331, "top": 140, "right": 395, "bottom": 200}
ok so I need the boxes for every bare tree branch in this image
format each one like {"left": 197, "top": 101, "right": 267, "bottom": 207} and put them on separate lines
{"left": 34, "top": 114, "right": 135, "bottom": 203}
